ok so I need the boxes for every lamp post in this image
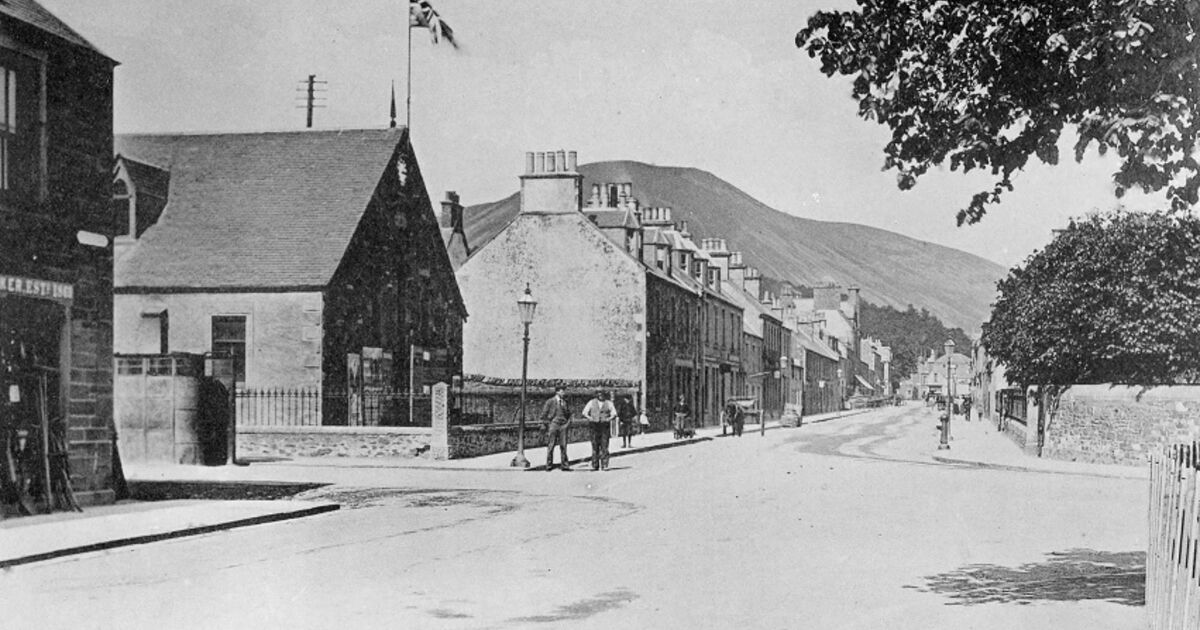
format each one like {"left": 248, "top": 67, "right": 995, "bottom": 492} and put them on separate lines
{"left": 939, "top": 339, "right": 954, "bottom": 450}
{"left": 512, "top": 284, "right": 538, "bottom": 468}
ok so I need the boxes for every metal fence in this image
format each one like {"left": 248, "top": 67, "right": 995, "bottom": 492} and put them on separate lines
{"left": 998, "top": 388, "right": 1027, "bottom": 427}
{"left": 1149, "top": 442, "right": 1200, "bottom": 629}
{"left": 234, "top": 388, "right": 431, "bottom": 427}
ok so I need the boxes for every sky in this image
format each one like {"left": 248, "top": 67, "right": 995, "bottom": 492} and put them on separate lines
{"left": 42, "top": 0, "right": 1165, "bottom": 270}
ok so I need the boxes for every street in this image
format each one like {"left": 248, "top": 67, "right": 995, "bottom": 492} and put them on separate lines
{"left": 1, "top": 405, "right": 1146, "bottom": 629}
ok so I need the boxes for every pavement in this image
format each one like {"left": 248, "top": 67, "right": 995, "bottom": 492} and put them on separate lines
{"left": 926, "top": 406, "right": 1150, "bottom": 480}
{"left": 0, "top": 404, "right": 1146, "bottom": 568}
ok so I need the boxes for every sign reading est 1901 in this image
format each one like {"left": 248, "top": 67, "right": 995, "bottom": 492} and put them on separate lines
{"left": 0, "top": 274, "right": 74, "bottom": 304}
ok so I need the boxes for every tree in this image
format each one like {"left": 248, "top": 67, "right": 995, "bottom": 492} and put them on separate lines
{"left": 796, "top": 1, "right": 1200, "bottom": 225}
{"left": 859, "top": 302, "right": 971, "bottom": 383}
{"left": 981, "top": 210, "right": 1200, "bottom": 385}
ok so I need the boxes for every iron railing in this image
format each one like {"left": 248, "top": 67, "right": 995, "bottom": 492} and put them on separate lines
{"left": 234, "top": 388, "right": 431, "bottom": 428}
{"left": 998, "top": 388, "right": 1027, "bottom": 427}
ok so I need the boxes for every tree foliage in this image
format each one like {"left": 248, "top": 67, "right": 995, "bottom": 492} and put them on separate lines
{"left": 796, "top": 1, "right": 1200, "bottom": 224}
{"left": 859, "top": 301, "right": 971, "bottom": 384}
{"left": 981, "top": 210, "right": 1200, "bottom": 385}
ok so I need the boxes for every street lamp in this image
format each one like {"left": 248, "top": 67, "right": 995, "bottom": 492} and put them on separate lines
{"left": 939, "top": 339, "right": 955, "bottom": 450}
{"left": 512, "top": 284, "right": 538, "bottom": 468}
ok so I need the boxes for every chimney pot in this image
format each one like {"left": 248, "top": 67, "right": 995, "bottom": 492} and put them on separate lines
{"left": 546, "top": 151, "right": 557, "bottom": 172}
{"left": 525, "top": 152, "right": 535, "bottom": 175}
{"left": 567, "top": 151, "right": 578, "bottom": 171}
{"left": 536, "top": 152, "right": 546, "bottom": 173}
{"left": 557, "top": 150, "right": 567, "bottom": 172}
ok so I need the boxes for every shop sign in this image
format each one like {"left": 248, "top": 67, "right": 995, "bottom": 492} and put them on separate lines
{"left": 0, "top": 274, "right": 74, "bottom": 304}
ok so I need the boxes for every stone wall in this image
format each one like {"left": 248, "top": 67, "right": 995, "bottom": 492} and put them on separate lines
{"left": 237, "top": 426, "right": 432, "bottom": 459}
{"left": 1044, "top": 385, "right": 1200, "bottom": 466}
{"left": 447, "top": 422, "right": 593, "bottom": 460}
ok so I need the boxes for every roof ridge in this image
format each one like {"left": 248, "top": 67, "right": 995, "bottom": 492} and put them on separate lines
{"left": 115, "top": 126, "right": 405, "bottom": 139}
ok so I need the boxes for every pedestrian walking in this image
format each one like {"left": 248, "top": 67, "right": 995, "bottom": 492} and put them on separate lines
{"left": 616, "top": 394, "right": 638, "bottom": 449}
{"left": 672, "top": 395, "right": 692, "bottom": 439}
{"left": 962, "top": 395, "right": 973, "bottom": 421}
{"left": 540, "top": 386, "right": 572, "bottom": 471}
{"left": 582, "top": 390, "right": 616, "bottom": 470}
{"left": 724, "top": 399, "right": 744, "bottom": 437}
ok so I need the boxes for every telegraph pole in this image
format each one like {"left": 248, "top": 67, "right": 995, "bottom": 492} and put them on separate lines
{"left": 296, "top": 75, "right": 327, "bottom": 128}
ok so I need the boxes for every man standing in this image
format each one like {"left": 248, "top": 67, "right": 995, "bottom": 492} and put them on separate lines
{"left": 724, "top": 400, "right": 745, "bottom": 437}
{"left": 582, "top": 390, "right": 616, "bottom": 471}
{"left": 540, "top": 386, "right": 572, "bottom": 471}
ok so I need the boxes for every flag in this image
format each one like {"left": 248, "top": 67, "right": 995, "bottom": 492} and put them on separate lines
{"left": 409, "top": 0, "right": 457, "bottom": 48}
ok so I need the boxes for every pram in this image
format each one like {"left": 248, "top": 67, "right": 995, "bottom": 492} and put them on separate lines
{"left": 672, "top": 412, "right": 695, "bottom": 439}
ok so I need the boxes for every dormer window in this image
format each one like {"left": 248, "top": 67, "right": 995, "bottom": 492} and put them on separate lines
{"left": 112, "top": 178, "right": 132, "bottom": 236}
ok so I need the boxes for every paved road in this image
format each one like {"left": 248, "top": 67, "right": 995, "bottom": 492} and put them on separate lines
{"left": 2, "top": 405, "right": 1146, "bottom": 629}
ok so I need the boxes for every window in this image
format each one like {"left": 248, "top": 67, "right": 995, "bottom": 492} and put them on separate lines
{"left": 0, "top": 50, "right": 38, "bottom": 201}
{"left": 113, "top": 179, "right": 132, "bottom": 236}
{"left": 212, "top": 316, "right": 246, "bottom": 382}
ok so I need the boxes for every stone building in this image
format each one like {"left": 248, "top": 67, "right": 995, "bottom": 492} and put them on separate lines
{"left": 456, "top": 151, "right": 646, "bottom": 410}
{"left": 0, "top": 1, "right": 118, "bottom": 507}
{"left": 113, "top": 128, "right": 465, "bottom": 423}
{"left": 915, "top": 349, "right": 971, "bottom": 400}
{"left": 456, "top": 154, "right": 747, "bottom": 432}
{"left": 791, "top": 283, "right": 863, "bottom": 397}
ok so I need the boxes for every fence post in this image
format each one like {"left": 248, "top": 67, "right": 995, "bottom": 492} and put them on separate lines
{"left": 430, "top": 382, "right": 449, "bottom": 460}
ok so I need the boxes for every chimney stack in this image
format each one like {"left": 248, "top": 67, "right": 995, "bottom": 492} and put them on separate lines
{"left": 728, "top": 251, "right": 746, "bottom": 286}
{"left": 814, "top": 284, "right": 841, "bottom": 311}
{"left": 520, "top": 149, "right": 583, "bottom": 214}
{"left": 440, "top": 190, "right": 464, "bottom": 230}
{"left": 743, "top": 266, "right": 762, "bottom": 301}
{"left": 700, "top": 238, "right": 731, "bottom": 283}
{"left": 641, "top": 206, "right": 673, "bottom": 227}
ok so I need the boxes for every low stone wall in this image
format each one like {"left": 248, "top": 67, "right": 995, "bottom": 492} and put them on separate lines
{"left": 448, "top": 422, "right": 593, "bottom": 459}
{"left": 1001, "top": 418, "right": 1035, "bottom": 453}
{"left": 237, "top": 425, "right": 432, "bottom": 459}
{"left": 1044, "top": 385, "right": 1200, "bottom": 466}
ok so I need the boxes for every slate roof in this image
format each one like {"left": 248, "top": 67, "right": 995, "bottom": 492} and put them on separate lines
{"left": 792, "top": 325, "right": 839, "bottom": 361}
{"left": 1, "top": 0, "right": 112, "bottom": 60}
{"left": 115, "top": 128, "right": 405, "bottom": 290}
{"left": 584, "top": 207, "right": 639, "bottom": 229}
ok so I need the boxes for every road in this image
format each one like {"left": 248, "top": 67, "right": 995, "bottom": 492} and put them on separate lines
{"left": 1, "top": 405, "right": 1146, "bottom": 629}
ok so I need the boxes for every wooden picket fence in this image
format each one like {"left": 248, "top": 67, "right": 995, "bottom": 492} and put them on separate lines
{"left": 1148, "top": 442, "right": 1200, "bottom": 629}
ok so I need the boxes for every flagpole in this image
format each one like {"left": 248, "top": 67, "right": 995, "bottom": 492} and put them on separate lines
{"left": 406, "top": 3, "right": 413, "bottom": 130}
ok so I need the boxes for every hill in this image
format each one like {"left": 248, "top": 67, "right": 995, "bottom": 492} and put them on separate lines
{"left": 462, "top": 161, "right": 1006, "bottom": 333}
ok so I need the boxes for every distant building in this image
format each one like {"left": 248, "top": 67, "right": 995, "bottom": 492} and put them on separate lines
{"left": 790, "top": 284, "right": 864, "bottom": 398}
{"left": 771, "top": 291, "right": 842, "bottom": 416}
{"left": 915, "top": 349, "right": 971, "bottom": 399}
{"left": 113, "top": 128, "right": 465, "bottom": 423}
{"left": 0, "top": 1, "right": 118, "bottom": 505}
{"left": 716, "top": 252, "right": 788, "bottom": 420}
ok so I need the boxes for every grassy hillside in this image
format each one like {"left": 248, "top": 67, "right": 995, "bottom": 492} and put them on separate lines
{"left": 462, "top": 161, "right": 1006, "bottom": 333}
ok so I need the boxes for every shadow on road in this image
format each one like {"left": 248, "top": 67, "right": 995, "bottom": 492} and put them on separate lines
{"left": 907, "top": 549, "right": 1145, "bottom": 606}
{"left": 508, "top": 588, "right": 639, "bottom": 623}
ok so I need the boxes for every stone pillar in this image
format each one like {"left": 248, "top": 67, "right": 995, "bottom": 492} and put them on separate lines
{"left": 431, "top": 382, "right": 449, "bottom": 459}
